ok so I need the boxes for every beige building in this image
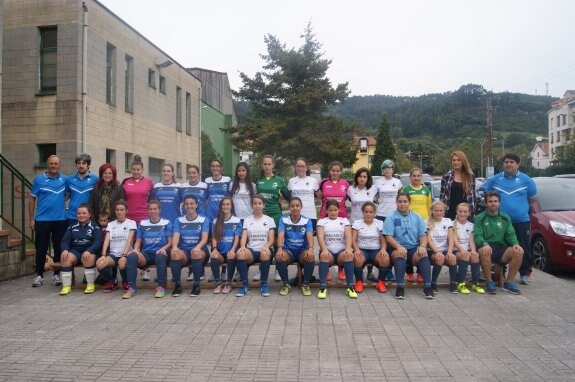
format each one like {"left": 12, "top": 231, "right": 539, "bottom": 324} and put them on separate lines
{"left": 548, "top": 90, "right": 575, "bottom": 164}
{"left": 352, "top": 134, "right": 376, "bottom": 173}
{"left": 1, "top": 0, "right": 201, "bottom": 182}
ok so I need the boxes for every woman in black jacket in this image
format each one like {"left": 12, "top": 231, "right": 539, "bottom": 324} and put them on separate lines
{"left": 90, "top": 163, "right": 125, "bottom": 221}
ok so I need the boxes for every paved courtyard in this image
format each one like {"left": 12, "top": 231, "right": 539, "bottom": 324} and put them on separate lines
{"left": 1, "top": 268, "right": 575, "bottom": 381}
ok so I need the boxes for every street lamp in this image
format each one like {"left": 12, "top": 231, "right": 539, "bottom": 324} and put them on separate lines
{"left": 467, "top": 137, "right": 486, "bottom": 178}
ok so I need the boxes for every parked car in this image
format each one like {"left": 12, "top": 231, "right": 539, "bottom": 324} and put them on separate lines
{"left": 530, "top": 177, "right": 575, "bottom": 272}
{"left": 428, "top": 180, "right": 441, "bottom": 201}
{"left": 554, "top": 174, "right": 575, "bottom": 179}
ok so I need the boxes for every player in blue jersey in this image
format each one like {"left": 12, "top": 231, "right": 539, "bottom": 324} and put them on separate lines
{"left": 150, "top": 163, "right": 181, "bottom": 223}
{"left": 205, "top": 159, "right": 231, "bottom": 222}
{"left": 66, "top": 153, "right": 98, "bottom": 226}
{"left": 180, "top": 165, "right": 208, "bottom": 216}
{"left": 275, "top": 197, "right": 315, "bottom": 296}
{"left": 58, "top": 204, "right": 102, "bottom": 295}
{"left": 170, "top": 195, "right": 210, "bottom": 297}
{"left": 120, "top": 200, "right": 172, "bottom": 299}
{"left": 210, "top": 197, "right": 242, "bottom": 294}
{"left": 29, "top": 155, "right": 68, "bottom": 287}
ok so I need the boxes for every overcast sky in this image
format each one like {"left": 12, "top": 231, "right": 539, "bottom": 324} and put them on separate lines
{"left": 98, "top": 0, "right": 575, "bottom": 98}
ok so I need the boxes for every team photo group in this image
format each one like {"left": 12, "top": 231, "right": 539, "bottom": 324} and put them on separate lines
{"left": 29, "top": 149, "right": 537, "bottom": 300}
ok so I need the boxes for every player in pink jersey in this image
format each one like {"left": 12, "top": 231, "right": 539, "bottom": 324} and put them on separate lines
{"left": 122, "top": 155, "right": 154, "bottom": 225}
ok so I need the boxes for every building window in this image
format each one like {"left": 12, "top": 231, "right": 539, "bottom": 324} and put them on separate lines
{"left": 159, "top": 76, "right": 166, "bottom": 94}
{"left": 550, "top": 118, "right": 553, "bottom": 128}
{"left": 176, "top": 87, "right": 182, "bottom": 132}
{"left": 359, "top": 138, "right": 368, "bottom": 153}
{"left": 125, "top": 152, "right": 133, "bottom": 172}
{"left": 557, "top": 131, "right": 560, "bottom": 143}
{"left": 125, "top": 55, "right": 134, "bottom": 113}
{"left": 368, "top": 155, "right": 374, "bottom": 163}
{"left": 176, "top": 162, "right": 183, "bottom": 179}
{"left": 106, "top": 43, "right": 116, "bottom": 105}
{"left": 563, "top": 114, "right": 567, "bottom": 125}
{"left": 39, "top": 27, "right": 57, "bottom": 93}
{"left": 550, "top": 135, "right": 553, "bottom": 144}
{"left": 149, "top": 157, "right": 164, "bottom": 183}
{"left": 148, "top": 69, "right": 156, "bottom": 88}
{"left": 537, "top": 152, "right": 540, "bottom": 158}
{"left": 186, "top": 92, "right": 192, "bottom": 136}
{"left": 557, "top": 117, "right": 560, "bottom": 127}
{"left": 37, "top": 144, "right": 56, "bottom": 167}
{"left": 106, "top": 149, "right": 116, "bottom": 164}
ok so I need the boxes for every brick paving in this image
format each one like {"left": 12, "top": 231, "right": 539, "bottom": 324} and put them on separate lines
{"left": 1, "top": 268, "right": 575, "bottom": 381}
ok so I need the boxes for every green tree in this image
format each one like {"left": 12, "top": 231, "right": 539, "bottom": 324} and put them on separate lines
{"left": 370, "top": 115, "right": 396, "bottom": 174}
{"left": 201, "top": 132, "right": 222, "bottom": 179}
{"left": 551, "top": 141, "right": 575, "bottom": 173}
{"left": 228, "top": 24, "right": 357, "bottom": 168}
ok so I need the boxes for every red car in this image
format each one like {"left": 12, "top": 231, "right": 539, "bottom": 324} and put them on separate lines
{"left": 530, "top": 177, "right": 575, "bottom": 272}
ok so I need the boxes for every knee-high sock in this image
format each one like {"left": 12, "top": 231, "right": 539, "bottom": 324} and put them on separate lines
{"left": 302, "top": 261, "right": 314, "bottom": 284}
{"left": 170, "top": 259, "right": 183, "bottom": 286}
{"left": 457, "top": 260, "right": 469, "bottom": 283}
{"left": 191, "top": 258, "right": 203, "bottom": 286}
{"left": 343, "top": 261, "right": 354, "bottom": 288}
{"left": 417, "top": 257, "right": 431, "bottom": 288}
{"left": 448, "top": 264, "right": 457, "bottom": 284}
{"left": 126, "top": 253, "right": 138, "bottom": 289}
{"left": 155, "top": 254, "right": 168, "bottom": 288}
{"left": 237, "top": 259, "right": 249, "bottom": 287}
{"left": 260, "top": 260, "right": 271, "bottom": 285}
{"left": 84, "top": 267, "right": 96, "bottom": 284}
{"left": 470, "top": 262, "right": 480, "bottom": 284}
{"left": 61, "top": 267, "right": 73, "bottom": 287}
{"left": 99, "top": 266, "right": 113, "bottom": 282}
{"left": 226, "top": 259, "right": 236, "bottom": 283}
{"left": 354, "top": 267, "right": 363, "bottom": 283}
{"left": 276, "top": 260, "right": 289, "bottom": 284}
{"left": 210, "top": 258, "right": 221, "bottom": 282}
{"left": 393, "top": 258, "right": 406, "bottom": 287}
{"left": 432, "top": 264, "right": 443, "bottom": 284}
{"left": 319, "top": 262, "right": 329, "bottom": 288}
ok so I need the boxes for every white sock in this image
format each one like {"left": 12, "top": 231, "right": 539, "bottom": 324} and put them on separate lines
{"left": 85, "top": 268, "right": 96, "bottom": 284}
{"left": 61, "top": 271, "right": 73, "bottom": 287}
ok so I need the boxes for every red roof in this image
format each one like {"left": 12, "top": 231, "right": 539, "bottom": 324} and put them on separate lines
{"left": 353, "top": 134, "right": 376, "bottom": 145}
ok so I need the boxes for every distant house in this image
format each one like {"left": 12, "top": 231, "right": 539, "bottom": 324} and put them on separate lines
{"left": 352, "top": 135, "right": 376, "bottom": 173}
{"left": 548, "top": 90, "right": 575, "bottom": 162}
{"left": 529, "top": 138, "right": 550, "bottom": 169}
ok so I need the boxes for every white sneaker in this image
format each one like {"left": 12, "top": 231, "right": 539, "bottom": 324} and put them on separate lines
{"left": 52, "top": 274, "right": 62, "bottom": 286}
{"left": 32, "top": 275, "right": 44, "bottom": 287}
{"left": 252, "top": 271, "right": 261, "bottom": 281}
{"left": 141, "top": 269, "right": 150, "bottom": 281}
{"left": 187, "top": 271, "right": 194, "bottom": 281}
{"left": 274, "top": 270, "right": 281, "bottom": 282}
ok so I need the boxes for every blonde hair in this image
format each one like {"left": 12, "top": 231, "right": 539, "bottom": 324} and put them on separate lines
{"left": 451, "top": 151, "right": 473, "bottom": 195}
{"left": 452, "top": 202, "right": 471, "bottom": 243}
{"left": 427, "top": 201, "right": 446, "bottom": 230}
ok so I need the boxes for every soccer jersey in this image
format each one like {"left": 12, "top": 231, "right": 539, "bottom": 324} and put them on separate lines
{"left": 288, "top": 176, "right": 319, "bottom": 219}
{"left": 352, "top": 219, "right": 383, "bottom": 250}
{"left": 61, "top": 220, "right": 102, "bottom": 253}
{"left": 122, "top": 177, "right": 154, "bottom": 225}
{"left": 66, "top": 172, "right": 98, "bottom": 220}
{"left": 319, "top": 178, "right": 349, "bottom": 218}
{"left": 243, "top": 214, "right": 276, "bottom": 252}
{"left": 428, "top": 217, "right": 453, "bottom": 252}
{"left": 403, "top": 184, "right": 432, "bottom": 219}
{"left": 481, "top": 171, "right": 537, "bottom": 223}
{"left": 137, "top": 218, "right": 172, "bottom": 253}
{"left": 453, "top": 220, "right": 474, "bottom": 251}
{"left": 205, "top": 176, "right": 232, "bottom": 221}
{"left": 232, "top": 182, "right": 255, "bottom": 219}
{"left": 30, "top": 172, "right": 67, "bottom": 221}
{"left": 179, "top": 181, "right": 208, "bottom": 216}
{"left": 106, "top": 218, "right": 137, "bottom": 257}
{"left": 212, "top": 216, "right": 242, "bottom": 253}
{"left": 150, "top": 183, "right": 181, "bottom": 223}
{"left": 347, "top": 185, "right": 376, "bottom": 223}
{"left": 382, "top": 210, "right": 427, "bottom": 249}
{"left": 278, "top": 215, "right": 313, "bottom": 252}
{"left": 174, "top": 215, "right": 210, "bottom": 252}
{"left": 256, "top": 176, "right": 290, "bottom": 219}
{"left": 374, "top": 177, "right": 403, "bottom": 217}
{"left": 317, "top": 217, "right": 350, "bottom": 254}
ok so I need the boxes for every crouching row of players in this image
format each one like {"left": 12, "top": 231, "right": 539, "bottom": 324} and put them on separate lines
{"left": 59, "top": 190, "right": 524, "bottom": 299}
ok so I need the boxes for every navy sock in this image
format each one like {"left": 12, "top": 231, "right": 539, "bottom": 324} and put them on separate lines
{"left": 237, "top": 259, "right": 249, "bottom": 287}
{"left": 354, "top": 267, "right": 363, "bottom": 283}
{"left": 377, "top": 267, "right": 386, "bottom": 281}
{"left": 156, "top": 254, "right": 168, "bottom": 288}
{"left": 393, "top": 257, "right": 406, "bottom": 287}
{"left": 99, "top": 266, "right": 113, "bottom": 282}
{"left": 343, "top": 261, "right": 354, "bottom": 288}
{"left": 260, "top": 260, "right": 271, "bottom": 285}
{"left": 126, "top": 252, "right": 138, "bottom": 289}
{"left": 210, "top": 258, "right": 221, "bottom": 282}
{"left": 226, "top": 259, "right": 236, "bottom": 282}
{"left": 191, "top": 259, "right": 203, "bottom": 285}
{"left": 170, "top": 259, "right": 183, "bottom": 286}
{"left": 457, "top": 260, "right": 469, "bottom": 283}
{"left": 367, "top": 265, "right": 374, "bottom": 275}
{"left": 432, "top": 263, "right": 442, "bottom": 284}
{"left": 319, "top": 262, "right": 329, "bottom": 288}
{"left": 417, "top": 256, "right": 432, "bottom": 288}
{"left": 471, "top": 262, "right": 480, "bottom": 284}
{"left": 276, "top": 260, "right": 289, "bottom": 283}
{"left": 302, "top": 261, "right": 314, "bottom": 284}
{"left": 448, "top": 264, "right": 458, "bottom": 284}
{"left": 119, "top": 268, "right": 127, "bottom": 283}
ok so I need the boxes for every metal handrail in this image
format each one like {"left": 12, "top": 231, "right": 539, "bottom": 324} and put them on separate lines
{"left": 0, "top": 152, "right": 34, "bottom": 259}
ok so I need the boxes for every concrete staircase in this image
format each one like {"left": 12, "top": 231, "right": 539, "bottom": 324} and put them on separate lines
{"left": 0, "top": 229, "right": 34, "bottom": 281}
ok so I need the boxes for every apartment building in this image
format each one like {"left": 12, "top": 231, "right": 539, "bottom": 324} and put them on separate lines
{"left": 548, "top": 90, "right": 575, "bottom": 163}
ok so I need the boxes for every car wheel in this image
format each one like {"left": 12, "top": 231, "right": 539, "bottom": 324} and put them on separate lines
{"left": 532, "top": 237, "right": 553, "bottom": 273}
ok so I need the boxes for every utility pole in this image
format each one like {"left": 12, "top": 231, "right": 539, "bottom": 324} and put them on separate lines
{"left": 486, "top": 97, "right": 495, "bottom": 177}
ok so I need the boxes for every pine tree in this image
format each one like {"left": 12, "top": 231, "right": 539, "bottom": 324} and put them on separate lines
{"left": 370, "top": 115, "right": 396, "bottom": 174}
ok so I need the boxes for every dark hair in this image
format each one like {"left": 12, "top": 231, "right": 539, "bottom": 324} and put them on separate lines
{"left": 289, "top": 196, "right": 303, "bottom": 206}
{"left": 484, "top": 191, "right": 500, "bottom": 201}
{"left": 396, "top": 192, "right": 411, "bottom": 202}
{"left": 148, "top": 199, "right": 161, "bottom": 208}
{"left": 213, "top": 197, "right": 236, "bottom": 244}
{"left": 260, "top": 154, "right": 274, "bottom": 178}
{"left": 75, "top": 153, "right": 92, "bottom": 166}
{"left": 98, "top": 212, "right": 110, "bottom": 220}
{"left": 325, "top": 199, "right": 340, "bottom": 210}
{"left": 502, "top": 153, "right": 520, "bottom": 164}
{"left": 295, "top": 158, "right": 311, "bottom": 177}
{"left": 353, "top": 167, "right": 373, "bottom": 189}
{"left": 183, "top": 194, "right": 199, "bottom": 205}
{"left": 361, "top": 201, "right": 376, "bottom": 212}
{"left": 187, "top": 165, "right": 200, "bottom": 174}
{"left": 161, "top": 163, "right": 176, "bottom": 184}
{"left": 253, "top": 194, "right": 267, "bottom": 206}
{"left": 231, "top": 162, "right": 255, "bottom": 199}
{"left": 114, "top": 199, "right": 128, "bottom": 210}
{"left": 77, "top": 203, "right": 92, "bottom": 215}
{"left": 210, "top": 159, "right": 223, "bottom": 168}
{"left": 132, "top": 154, "right": 143, "bottom": 168}
{"left": 96, "top": 163, "right": 118, "bottom": 188}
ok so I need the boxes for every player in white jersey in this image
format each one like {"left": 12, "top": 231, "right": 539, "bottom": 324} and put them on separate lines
{"left": 288, "top": 158, "right": 320, "bottom": 231}
{"left": 426, "top": 201, "right": 458, "bottom": 293}
{"left": 347, "top": 168, "right": 376, "bottom": 224}
{"left": 236, "top": 195, "right": 276, "bottom": 297}
{"left": 96, "top": 200, "right": 136, "bottom": 292}
{"left": 351, "top": 202, "right": 390, "bottom": 294}
{"left": 453, "top": 203, "right": 484, "bottom": 294}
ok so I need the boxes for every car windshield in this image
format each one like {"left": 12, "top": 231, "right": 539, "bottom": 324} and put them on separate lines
{"left": 538, "top": 180, "right": 575, "bottom": 212}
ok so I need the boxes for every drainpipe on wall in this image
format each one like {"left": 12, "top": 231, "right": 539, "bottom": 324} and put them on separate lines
{"left": 199, "top": 86, "right": 202, "bottom": 178}
{"left": 81, "top": 2, "right": 88, "bottom": 152}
